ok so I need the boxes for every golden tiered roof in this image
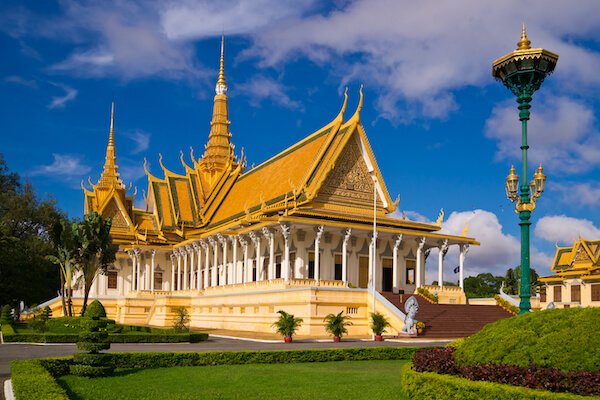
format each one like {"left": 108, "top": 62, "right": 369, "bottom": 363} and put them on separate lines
{"left": 540, "top": 237, "right": 600, "bottom": 283}
{"left": 83, "top": 40, "right": 478, "bottom": 248}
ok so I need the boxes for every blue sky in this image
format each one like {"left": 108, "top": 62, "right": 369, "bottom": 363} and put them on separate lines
{"left": 1, "top": 0, "right": 599, "bottom": 279}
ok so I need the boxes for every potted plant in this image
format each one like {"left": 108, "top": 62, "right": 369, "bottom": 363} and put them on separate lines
{"left": 370, "top": 312, "right": 390, "bottom": 341}
{"left": 416, "top": 321, "right": 426, "bottom": 335}
{"left": 323, "top": 311, "right": 352, "bottom": 342}
{"left": 272, "top": 310, "right": 303, "bottom": 343}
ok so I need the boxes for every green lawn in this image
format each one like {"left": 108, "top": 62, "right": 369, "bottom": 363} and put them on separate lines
{"left": 58, "top": 360, "right": 408, "bottom": 400}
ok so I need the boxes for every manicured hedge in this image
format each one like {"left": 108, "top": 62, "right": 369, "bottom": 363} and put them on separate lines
{"left": 33, "top": 347, "right": 422, "bottom": 378}
{"left": 2, "top": 331, "right": 208, "bottom": 343}
{"left": 401, "top": 364, "right": 594, "bottom": 400}
{"left": 453, "top": 307, "right": 600, "bottom": 372}
{"left": 10, "top": 359, "right": 69, "bottom": 400}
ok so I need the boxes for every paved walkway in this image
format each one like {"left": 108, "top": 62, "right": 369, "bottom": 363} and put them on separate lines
{"left": 0, "top": 336, "right": 447, "bottom": 400}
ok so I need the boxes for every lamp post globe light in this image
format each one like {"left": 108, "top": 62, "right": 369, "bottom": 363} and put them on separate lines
{"left": 492, "top": 25, "right": 558, "bottom": 314}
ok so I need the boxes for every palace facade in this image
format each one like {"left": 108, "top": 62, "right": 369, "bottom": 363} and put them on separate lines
{"left": 50, "top": 39, "right": 478, "bottom": 336}
{"left": 539, "top": 238, "right": 600, "bottom": 309}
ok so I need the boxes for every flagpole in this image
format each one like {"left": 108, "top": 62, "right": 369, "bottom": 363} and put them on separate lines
{"left": 372, "top": 175, "right": 377, "bottom": 316}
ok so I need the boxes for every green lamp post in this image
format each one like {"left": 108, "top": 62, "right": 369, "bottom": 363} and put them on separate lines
{"left": 492, "top": 25, "right": 558, "bottom": 314}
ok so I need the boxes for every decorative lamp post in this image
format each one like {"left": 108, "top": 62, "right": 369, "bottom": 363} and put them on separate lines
{"left": 492, "top": 25, "right": 557, "bottom": 314}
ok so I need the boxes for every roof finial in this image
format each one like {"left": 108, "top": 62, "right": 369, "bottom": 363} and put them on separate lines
{"left": 348, "top": 84, "right": 364, "bottom": 122}
{"left": 517, "top": 23, "right": 531, "bottom": 50}
{"left": 109, "top": 100, "right": 115, "bottom": 146}
{"left": 216, "top": 34, "right": 227, "bottom": 94}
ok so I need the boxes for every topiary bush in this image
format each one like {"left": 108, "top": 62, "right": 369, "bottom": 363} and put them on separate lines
{"left": 1, "top": 304, "right": 13, "bottom": 324}
{"left": 453, "top": 307, "right": 600, "bottom": 372}
{"left": 70, "top": 301, "right": 113, "bottom": 377}
{"left": 41, "top": 305, "right": 53, "bottom": 321}
{"left": 84, "top": 299, "right": 106, "bottom": 319}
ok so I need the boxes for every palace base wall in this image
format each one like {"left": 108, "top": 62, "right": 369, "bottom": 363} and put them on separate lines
{"left": 42, "top": 280, "right": 408, "bottom": 337}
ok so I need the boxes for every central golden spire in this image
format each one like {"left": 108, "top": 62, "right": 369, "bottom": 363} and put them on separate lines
{"left": 200, "top": 35, "right": 236, "bottom": 173}
{"left": 97, "top": 101, "right": 125, "bottom": 190}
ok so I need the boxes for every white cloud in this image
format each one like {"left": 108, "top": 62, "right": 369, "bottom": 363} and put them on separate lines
{"left": 535, "top": 215, "right": 600, "bottom": 245}
{"left": 430, "top": 209, "right": 552, "bottom": 278}
{"left": 236, "top": 75, "right": 302, "bottom": 109}
{"left": 552, "top": 181, "right": 600, "bottom": 207}
{"left": 388, "top": 209, "right": 433, "bottom": 224}
{"left": 47, "top": 84, "right": 78, "bottom": 109}
{"left": 123, "top": 130, "right": 151, "bottom": 154}
{"left": 160, "top": 0, "right": 312, "bottom": 40}
{"left": 4, "top": 75, "right": 37, "bottom": 89}
{"left": 485, "top": 95, "right": 600, "bottom": 174}
{"left": 31, "top": 154, "right": 91, "bottom": 177}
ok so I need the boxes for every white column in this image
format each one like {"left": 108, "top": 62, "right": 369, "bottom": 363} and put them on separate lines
{"left": 118, "top": 260, "right": 124, "bottom": 296}
{"left": 170, "top": 254, "right": 175, "bottom": 291}
{"left": 459, "top": 244, "right": 469, "bottom": 290}
{"left": 194, "top": 242, "right": 202, "bottom": 290}
{"left": 369, "top": 233, "right": 378, "bottom": 289}
{"left": 438, "top": 239, "right": 449, "bottom": 287}
{"left": 249, "top": 231, "right": 260, "bottom": 281}
{"left": 281, "top": 224, "right": 291, "bottom": 282}
{"left": 135, "top": 249, "right": 141, "bottom": 291}
{"left": 392, "top": 234, "right": 403, "bottom": 294}
{"left": 209, "top": 237, "right": 218, "bottom": 286}
{"left": 230, "top": 236, "right": 238, "bottom": 284}
{"left": 183, "top": 247, "right": 189, "bottom": 290}
{"left": 217, "top": 234, "right": 228, "bottom": 286}
{"left": 201, "top": 240, "right": 209, "bottom": 288}
{"left": 188, "top": 246, "right": 195, "bottom": 290}
{"left": 314, "top": 225, "right": 324, "bottom": 282}
{"left": 176, "top": 250, "right": 182, "bottom": 291}
{"left": 239, "top": 236, "right": 249, "bottom": 283}
{"left": 144, "top": 254, "right": 150, "bottom": 290}
{"left": 150, "top": 249, "right": 156, "bottom": 292}
{"left": 342, "top": 228, "right": 351, "bottom": 284}
{"left": 416, "top": 237, "right": 426, "bottom": 289}
{"left": 127, "top": 250, "right": 135, "bottom": 292}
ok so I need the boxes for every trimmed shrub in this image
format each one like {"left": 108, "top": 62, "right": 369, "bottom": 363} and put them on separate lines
{"left": 11, "top": 359, "right": 69, "bottom": 400}
{"left": 417, "top": 287, "right": 438, "bottom": 303}
{"left": 412, "top": 347, "right": 600, "bottom": 397}
{"left": 412, "top": 347, "right": 458, "bottom": 375}
{"left": 453, "top": 307, "right": 600, "bottom": 372}
{"left": 71, "top": 310, "right": 112, "bottom": 377}
{"left": 494, "top": 295, "right": 519, "bottom": 314}
{"left": 401, "top": 363, "right": 593, "bottom": 400}
{"left": 0, "top": 304, "right": 12, "bottom": 324}
{"left": 84, "top": 300, "right": 107, "bottom": 319}
{"left": 69, "top": 364, "right": 113, "bottom": 377}
{"left": 41, "top": 305, "right": 53, "bottom": 320}
{"left": 2, "top": 331, "right": 207, "bottom": 343}
{"left": 106, "top": 347, "right": 422, "bottom": 369}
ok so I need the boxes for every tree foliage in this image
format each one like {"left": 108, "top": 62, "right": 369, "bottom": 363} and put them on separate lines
{"left": 0, "top": 154, "right": 64, "bottom": 308}
{"left": 73, "top": 212, "right": 118, "bottom": 316}
{"left": 464, "top": 273, "right": 504, "bottom": 298}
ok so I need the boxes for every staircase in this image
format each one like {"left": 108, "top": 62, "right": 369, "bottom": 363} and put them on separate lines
{"left": 381, "top": 292, "right": 513, "bottom": 338}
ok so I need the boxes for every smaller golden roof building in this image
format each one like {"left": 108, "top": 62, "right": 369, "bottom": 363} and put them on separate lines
{"left": 540, "top": 238, "right": 600, "bottom": 308}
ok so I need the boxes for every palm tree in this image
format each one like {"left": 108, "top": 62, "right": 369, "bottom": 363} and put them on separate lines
{"left": 323, "top": 311, "right": 352, "bottom": 342}
{"left": 272, "top": 310, "right": 303, "bottom": 342}
{"left": 47, "top": 219, "right": 78, "bottom": 316}
{"left": 73, "top": 212, "right": 118, "bottom": 315}
{"left": 370, "top": 312, "right": 391, "bottom": 340}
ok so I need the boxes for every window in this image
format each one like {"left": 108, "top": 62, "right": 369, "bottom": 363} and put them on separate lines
{"left": 540, "top": 286, "right": 546, "bottom": 302}
{"left": 107, "top": 270, "right": 118, "bottom": 289}
{"left": 308, "top": 252, "right": 315, "bottom": 279}
{"left": 553, "top": 285, "right": 562, "bottom": 302}
{"left": 571, "top": 285, "right": 581, "bottom": 303}
{"left": 334, "top": 254, "right": 343, "bottom": 281}
{"left": 382, "top": 258, "right": 393, "bottom": 292}
{"left": 591, "top": 284, "right": 600, "bottom": 301}
{"left": 406, "top": 259, "right": 416, "bottom": 285}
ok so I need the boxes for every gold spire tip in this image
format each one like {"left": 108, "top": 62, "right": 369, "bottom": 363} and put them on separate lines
{"left": 517, "top": 23, "right": 531, "bottom": 50}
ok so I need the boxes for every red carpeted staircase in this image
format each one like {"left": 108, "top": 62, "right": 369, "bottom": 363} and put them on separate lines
{"left": 381, "top": 292, "right": 513, "bottom": 338}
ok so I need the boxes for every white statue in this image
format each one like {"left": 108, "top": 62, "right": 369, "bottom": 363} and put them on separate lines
{"left": 402, "top": 296, "right": 419, "bottom": 333}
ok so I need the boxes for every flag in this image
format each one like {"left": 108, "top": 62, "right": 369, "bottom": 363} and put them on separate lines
{"left": 453, "top": 266, "right": 460, "bottom": 274}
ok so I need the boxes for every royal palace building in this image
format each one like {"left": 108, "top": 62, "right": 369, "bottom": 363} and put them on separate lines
{"left": 52, "top": 39, "right": 478, "bottom": 336}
